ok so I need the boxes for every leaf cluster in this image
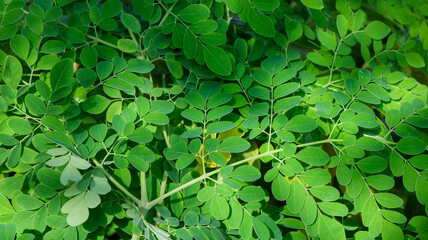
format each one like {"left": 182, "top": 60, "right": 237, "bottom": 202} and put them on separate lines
{"left": 0, "top": 0, "right": 427, "bottom": 240}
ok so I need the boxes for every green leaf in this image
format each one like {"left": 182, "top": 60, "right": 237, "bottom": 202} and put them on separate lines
{"left": 353, "top": 113, "right": 378, "bottom": 128}
{"left": 2, "top": 9, "right": 24, "bottom": 25}
{"left": 382, "top": 219, "right": 404, "bottom": 240}
{"left": 61, "top": 193, "right": 89, "bottom": 226}
{"left": 300, "top": 168, "right": 331, "bottom": 186}
{"left": 6, "top": 143, "right": 21, "bottom": 168}
{"left": 405, "top": 52, "right": 425, "bottom": 68}
{"left": 181, "top": 109, "right": 204, "bottom": 123}
{"left": 319, "top": 215, "right": 346, "bottom": 240}
{"left": 336, "top": 15, "right": 348, "bottom": 38}
{"left": 227, "top": 197, "right": 243, "bottom": 228}
{"left": 210, "top": 195, "right": 229, "bottom": 220}
{"left": 0, "top": 224, "right": 15, "bottom": 240}
{"left": 82, "top": 95, "right": 111, "bottom": 114}
{"left": 318, "top": 31, "right": 336, "bottom": 50}
{"left": 274, "top": 96, "right": 302, "bottom": 113}
{"left": 76, "top": 68, "right": 97, "bottom": 88}
{"left": 248, "top": 8, "right": 275, "bottom": 37}
{"left": 406, "top": 216, "right": 428, "bottom": 233}
{"left": 375, "top": 193, "right": 403, "bottom": 208}
{"left": 272, "top": 176, "right": 290, "bottom": 201}
{"left": 183, "top": 29, "right": 197, "bottom": 59}
{"left": 144, "top": 112, "right": 169, "bottom": 125}
{"left": 15, "top": 194, "right": 44, "bottom": 210}
{"left": 357, "top": 156, "right": 387, "bottom": 173}
{"left": 208, "top": 152, "right": 227, "bottom": 165}
{"left": 151, "top": 100, "right": 174, "bottom": 114}
{"left": 118, "top": 39, "right": 139, "bottom": 53}
{"left": 207, "top": 122, "right": 236, "bottom": 135}
{"left": 274, "top": 83, "right": 300, "bottom": 99}
{"left": 299, "top": 194, "right": 318, "bottom": 225}
{"left": 284, "top": 115, "right": 317, "bottom": 132}
{"left": 353, "top": 137, "right": 384, "bottom": 151}
{"left": 287, "top": 181, "right": 305, "bottom": 214}
{"left": 218, "top": 137, "right": 250, "bottom": 153}
{"left": 2, "top": 56, "right": 22, "bottom": 89}
{"left": 101, "top": 0, "right": 122, "bottom": 19}
{"left": 127, "top": 146, "right": 155, "bottom": 171}
{"left": 318, "top": 202, "right": 348, "bottom": 217}
{"left": 189, "top": 20, "right": 218, "bottom": 35}
{"left": 44, "top": 131, "right": 74, "bottom": 150}
{"left": 197, "top": 186, "right": 215, "bottom": 202}
{"left": 176, "top": 154, "right": 195, "bottom": 169}
{"left": 97, "top": 61, "right": 113, "bottom": 80}
{"left": 239, "top": 212, "right": 253, "bottom": 239}
{"left": 273, "top": 69, "right": 297, "bottom": 86}
{"left": 166, "top": 60, "right": 183, "bottom": 79}
{"left": 60, "top": 28, "right": 85, "bottom": 43}
{"left": 199, "top": 32, "right": 227, "bottom": 46}
{"left": 295, "top": 147, "right": 329, "bottom": 166}
{"left": 121, "top": 13, "right": 141, "bottom": 33}
{"left": 237, "top": 186, "right": 265, "bottom": 202}
{"left": 80, "top": 46, "right": 98, "bottom": 68}
{"left": 252, "top": 0, "right": 279, "bottom": 11}
{"left": 50, "top": 59, "right": 74, "bottom": 92}
{"left": 26, "top": 13, "right": 43, "bottom": 35}
{"left": 225, "top": 0, "right": 242, "bottom": 13}
{"left": 366, "top": 175, "right": 395, "bottom": 191}
{"left": 307, "top": 52, "right": 329, "bottom": 66}
{"left": 408, "top": 155, "right": 428, "bottom": 169}
{"left": 380, "top": 209, "right": 407, "bottom": 224}
{"left": 179, "top": 4, "right": 210, "bottom": 23}
{"left": 415, "top": 175, "right": 428, "bottom": 205}
{"left": 204, "top": 46, "right": 232, "bottom": 76}
{"left": 252, "top": 216, "right": 270, "bottom": 240}
{"left": 184, "top": 211, "right": 199, "bottom": 226}
{"left": 286, "top": 20, "right": 303, "bottom": 42}
{"left": 0, "top": 193, "right": 15, "bottom": 215}
{"left": 129, "top": 127, "right": 153, "bottom": 144}
{"left": 300, "top": 0, "right": 324, "bottom": 9}
{"left": 41, "top": 40, "right": 65, "bottom": 54}
{"left": 230, "top": 165, "right": 261, "bottom": 182}
{"left": 126, "top": 59, "right": 154, "bottom": 73}
{"left": 10, "top": 35, "right": 29, "bottom": 60}
{"left": 396, "top": 137, "right": 426, "bottom": 155}
{"left": 89, "top": 124, "right": 107, "bottom": 142}
{"left": 385, "top": 109, "right": 401, "bottom": 127}
{"left": 8, "top": 117, "right": 32, "bottom": 135}
{"left": 165, "top": 142, "right": 187, "bottom": 160}
{"left": 364, "top": 21, "right": 390, "bottom": 40}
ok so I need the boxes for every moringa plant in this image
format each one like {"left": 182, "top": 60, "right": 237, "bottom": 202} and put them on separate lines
{"left": 0, "top": 0, "right": 427, "bottom": 239}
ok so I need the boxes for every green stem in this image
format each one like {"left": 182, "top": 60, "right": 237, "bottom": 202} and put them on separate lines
{"left": 299, "top": 139, "right": 342, "bottom": 147}
{"left": 159, "top": 125, "right": 171, "bottom": 203}
{"left": 146, "top": 148, "right": 283, "bottom": 209}
{"left": 158, "top": 0, "right": 178, "bottom": 26}
{"left": 158, "top": 172, "right": 168, "bottom": 204}
{"left": 141, "top": 171, "right": 148, "bottom": 203}
{"left": 86, "top": 35, "right": 121, "bottom": 51}
{"left": 93, "top": 159, "right": 144, "bottom": 206}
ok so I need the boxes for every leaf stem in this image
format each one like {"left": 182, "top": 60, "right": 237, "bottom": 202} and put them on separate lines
{"left": 147, "top": 148, "right": 282, "bottom": 209}
{"left": 158, "top": 0, "right": 178, "bottom": 26}
{"left": 93, "top": 159, "right": 144, "bottom": 207}
{"left": 141, "top": 171, "right": 148, "bottom": 203}
{"left": 86, "top": 35, "right": 121, "bottom": 51}
{"left": 298, "top": 139, "right": 342, "bottom": 147}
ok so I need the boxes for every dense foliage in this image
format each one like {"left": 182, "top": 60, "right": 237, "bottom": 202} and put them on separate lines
{"left": 0, "top": 0, "right": 427, "bottom": 239}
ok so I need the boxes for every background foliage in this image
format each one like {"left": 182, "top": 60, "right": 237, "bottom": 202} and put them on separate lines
{"left": 0, "top": 0, "right": 427, "bottom": 239}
